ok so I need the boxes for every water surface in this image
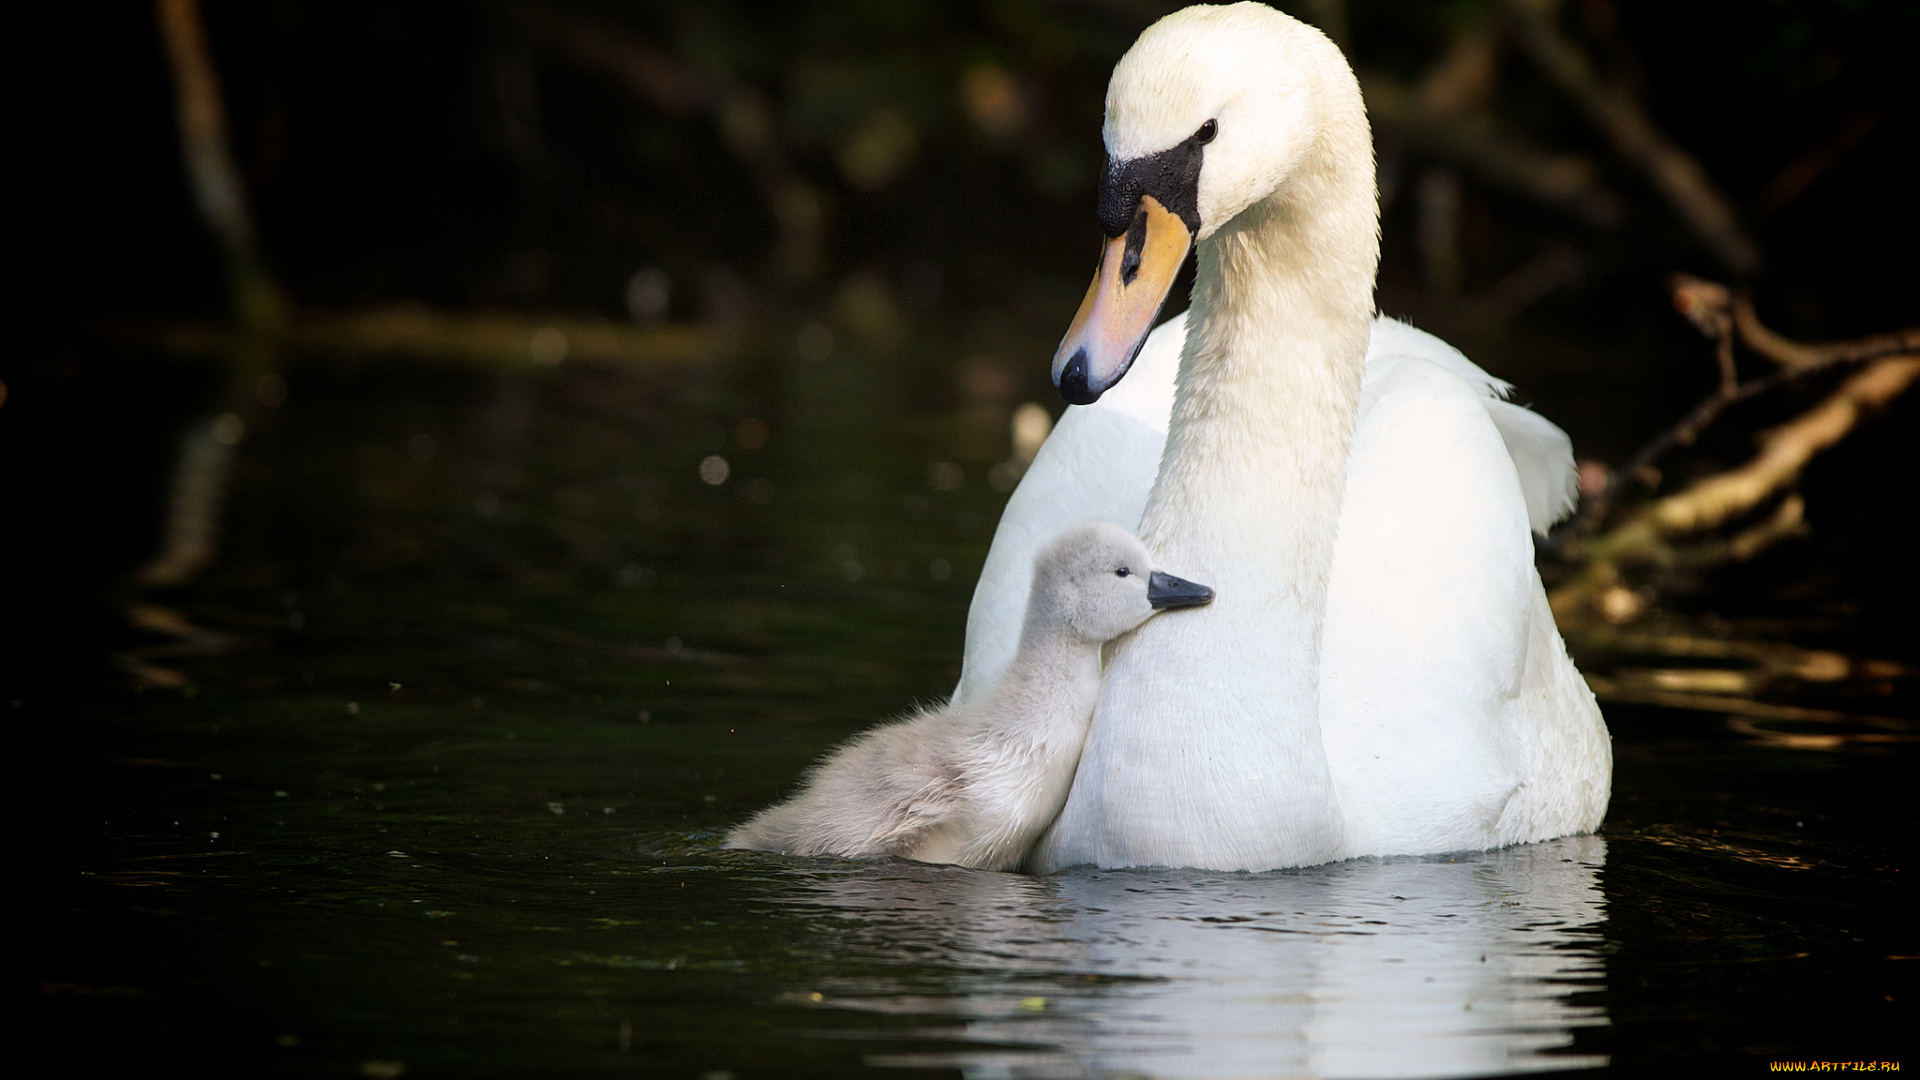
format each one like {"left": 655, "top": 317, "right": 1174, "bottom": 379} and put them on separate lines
{"left": 27, "top": 349, "right": 1914, "bottom": 1076}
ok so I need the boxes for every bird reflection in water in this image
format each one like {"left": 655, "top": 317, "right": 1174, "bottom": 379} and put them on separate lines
{"left": 780, "top": 835, "right": 1607, "bottom": 1078}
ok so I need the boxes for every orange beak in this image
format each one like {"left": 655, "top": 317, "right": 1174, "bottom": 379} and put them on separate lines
{"left": 1052, "top": 194, "right": 1192, "bottom": 404}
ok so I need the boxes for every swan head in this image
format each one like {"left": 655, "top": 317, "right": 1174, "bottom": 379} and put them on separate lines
{"left": 1032, "top": 522, "right": 1213, "bottom": 644}
{"left": 1053, "top": 3, "right": 1350, "bottom": 403}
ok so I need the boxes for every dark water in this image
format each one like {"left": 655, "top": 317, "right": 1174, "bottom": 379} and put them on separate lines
{"left": 27, "top": 350, "right": 1915, "bottom": 1077}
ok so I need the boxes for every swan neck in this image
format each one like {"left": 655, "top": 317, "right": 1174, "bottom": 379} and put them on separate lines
{"left": 1105, "top": 88, "right": 1377, "bottom": 867}
{"left": 1145, "top": 122, "right": 1378, "bottom": 571}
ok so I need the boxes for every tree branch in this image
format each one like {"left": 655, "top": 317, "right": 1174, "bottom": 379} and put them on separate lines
{"left": 140, "top": 0, "right": 289, "bottom": 588}
{"left": 1554, "top": 351, "right": 1920, "bottom": 621}
{"left": 1362, "top": 72, "right": 1624, "bottom": 229}
{"left": 1573, "top": 276, "right": 1920, "bottom": 532}
{"left": 513, "top": 2, "right": 823, "bottom": 283}
{"left": 150, "top": 306, "right": 734, "bottom": 370}
{"left": 1734, "top": 294, "right": 1920, "bottom": 372}
{"left": 1503, "top": 0, "right": 1761, "bottom": 274}
{"left": 155, "top": 0, "right": 283, "bottom": 332}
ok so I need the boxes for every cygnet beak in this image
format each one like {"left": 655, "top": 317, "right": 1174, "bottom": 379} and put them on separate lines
{"left": 1146, "top": 570, "right": 1213, "bottom": 610}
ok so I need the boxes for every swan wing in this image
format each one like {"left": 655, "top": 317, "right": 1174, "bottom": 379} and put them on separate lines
{"left": 1365, "top": 318, "right": 1578, "bottom": 534}
{"left": 1322, "top": 349, "right": 1540, "bottom": 855}
{"left": 960, "top": 313, "right": 1571, "bottom": 706}
{"left": 955, "top": 313, "right": 1184, "bottom": 702}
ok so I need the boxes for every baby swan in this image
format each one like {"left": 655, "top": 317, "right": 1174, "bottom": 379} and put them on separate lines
{"left": 727, "top": 522, "right": 1213, "bottom": 871}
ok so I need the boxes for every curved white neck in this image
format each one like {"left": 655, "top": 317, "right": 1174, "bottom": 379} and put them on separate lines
{"left": 1110, "top": 78, "right": 1377, "bottom": 868}
{"left": 1143, "top": 52, "right": 1378, "bottom": 626}
{"left": 1034, "top": 31, "right": 1383, "bottom": 871}
{"left": 1144, "top": 183, "right": 1376, "bottom": 570}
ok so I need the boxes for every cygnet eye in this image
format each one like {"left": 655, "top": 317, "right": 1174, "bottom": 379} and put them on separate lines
{"left": 1115, "top": 567, "right": 1131, "bottom": 578}
{"left": 1194, "top": 119, "right": 1217, "bottom": 145}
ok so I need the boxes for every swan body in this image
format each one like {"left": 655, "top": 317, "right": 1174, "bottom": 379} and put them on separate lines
{"left": 728, "top": 523, "right": 1212, "bottom": 870}
{"left": 960, "top": 3, "right": 1609, "bottom": 872}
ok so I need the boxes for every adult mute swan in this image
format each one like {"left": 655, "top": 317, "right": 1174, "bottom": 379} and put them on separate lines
{"left": 729, "top": 522, "right": 1212, "bottom": 871}
{"left": 958, "top": 3, "right": 1610, "bottom": 872}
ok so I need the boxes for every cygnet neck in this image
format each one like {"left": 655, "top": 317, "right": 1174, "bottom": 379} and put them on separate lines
{"left": 989, "top": 604, "right": 1105, "bottom": 739}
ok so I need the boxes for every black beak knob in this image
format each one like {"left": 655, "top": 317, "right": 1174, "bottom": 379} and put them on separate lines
{"left": 1056, "top": 348, "right": 1101, "bottom": 405}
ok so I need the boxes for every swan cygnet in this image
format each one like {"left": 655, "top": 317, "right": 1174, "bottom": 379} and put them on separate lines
{"left": 725, "top": 521, "right": 1213, "bottom": 871}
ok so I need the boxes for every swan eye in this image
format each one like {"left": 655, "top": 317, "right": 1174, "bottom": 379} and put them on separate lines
{"left": 1194, "top": 119, "right": 1217, "bottom": 145}
{"left": 1116, "top": 567, "right": 1131, "bottom": 578}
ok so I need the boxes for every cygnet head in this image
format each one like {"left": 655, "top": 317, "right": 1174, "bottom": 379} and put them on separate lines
{"left": 1031, "top": 522, "right": 1214, "bottom": 644}
{"left": 1054, "top": 3, "right": 1364, "bottom": 403}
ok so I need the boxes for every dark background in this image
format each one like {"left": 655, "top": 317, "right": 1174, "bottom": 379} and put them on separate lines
{"left": 8, "top": 0, "right": 1919, "bottom": 689}
{"left": 10, "top": 5, "right": 1919, "bottom": 1073}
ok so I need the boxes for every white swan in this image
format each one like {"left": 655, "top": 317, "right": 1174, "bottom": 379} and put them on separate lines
{"left": 958, "top": 3, "right": 1610, "bottom": 872}
{"left": 728, "top": 522, "right": 1212, "bottom": 870}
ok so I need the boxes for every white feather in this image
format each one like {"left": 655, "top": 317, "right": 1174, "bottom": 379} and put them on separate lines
{"left": 960, "top": 4, "right": 1609, "bottom": 872}
{"left": 733, "top": 523, "right": 1209, "bottom": 871}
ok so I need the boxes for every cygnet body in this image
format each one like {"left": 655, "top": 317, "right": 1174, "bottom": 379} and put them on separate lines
{"left": 726, "top": 521, "right": 1212, "bottom": 871}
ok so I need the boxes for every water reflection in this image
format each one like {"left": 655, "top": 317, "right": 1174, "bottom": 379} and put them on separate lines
{"left": 787, "top": 836, "right": 1607, "bottom": 1078}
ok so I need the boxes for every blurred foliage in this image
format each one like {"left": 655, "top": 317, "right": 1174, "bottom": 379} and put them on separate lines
{"left": 22, "top": 1, "right": 1914, "bottom": 342}
{"left": 9, "top": 0, "right": 1919, "bottom": 679}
